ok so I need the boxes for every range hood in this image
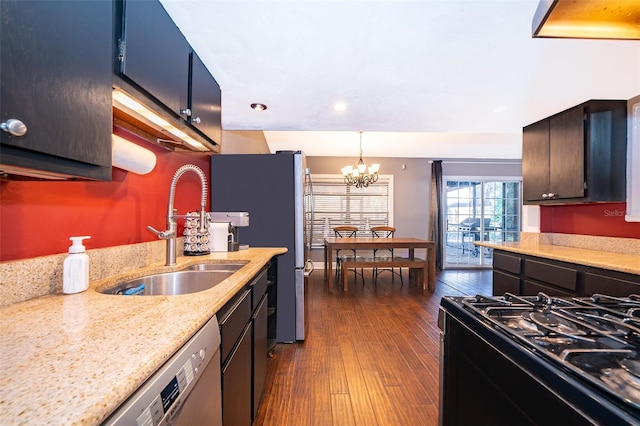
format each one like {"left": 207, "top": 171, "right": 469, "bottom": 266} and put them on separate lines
{"left": 533, "top": 0, "right": 640, "bottom": 40}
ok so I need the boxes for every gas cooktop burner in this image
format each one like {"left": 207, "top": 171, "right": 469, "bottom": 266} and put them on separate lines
{"left": 458, "top": 292, "right": 640, "bottom": 410}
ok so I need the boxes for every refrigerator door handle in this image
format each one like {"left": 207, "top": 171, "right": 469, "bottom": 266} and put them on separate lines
{"left": 307, "top": 170, "right": 314, "bottom": 237}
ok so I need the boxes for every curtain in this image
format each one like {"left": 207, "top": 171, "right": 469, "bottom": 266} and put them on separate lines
{"left": 429, "top": 160, "right": 443, "bottom": 271}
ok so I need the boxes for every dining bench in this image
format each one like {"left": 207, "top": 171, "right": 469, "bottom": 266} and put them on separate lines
{"left": 324, "top": 237, "right": 435, "bottom": 293}
{"left": 340, "top": 257, "right": 425, "bottom": 291}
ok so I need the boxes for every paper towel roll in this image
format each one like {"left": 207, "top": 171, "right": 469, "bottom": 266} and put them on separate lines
{"left": 209, "top": 222, "right": 230, "bottom": 252}
{"left": 112, "top": 134, "right": 157, "bottom": 175}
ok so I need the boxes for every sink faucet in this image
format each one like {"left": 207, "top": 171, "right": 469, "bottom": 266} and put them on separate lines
{"left": 147, "top": 164, "right": 208, "bottom": 266}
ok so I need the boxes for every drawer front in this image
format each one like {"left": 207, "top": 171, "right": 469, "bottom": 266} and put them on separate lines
{"left": 493, "top": 271, "right": 520, "bottom": 296}
{"left": 522, "top": 279, "right": 575, "bottom": 297}
{"left": 250, "top": 268, "right": 268, "bottom": 311}
{"left": 493, "top": 252, "right": 522, "bottom": 275}
{"left": 584, "top": 273, "right": 640, "bottom": 297}
{"left": 219, "top": 289, "right": 252, "bottom": 364}
{"left": 524, "top": 259, "right": 578, "bottom": 291}
{"left": 493, "top": 251, "right": 522, "bottom": 275}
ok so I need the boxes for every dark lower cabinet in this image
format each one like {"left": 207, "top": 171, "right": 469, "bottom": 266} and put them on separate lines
{"left": 493, "top": 270, "right": 520, "bottom": 295}
{"left": 584, "top": 272, "right": 640, "bottom": 296}
{"left": 266, "top": 260, "right": 278, "bottom": 352}
{"left": 492, "top": 249, "right": 640, "bottom": 296}
{"left": 219, "top": 289, "right": 251, "bottom": 363}
{"left": 521, "top": 279, "right": 575, "bottom": 297}
{"left": 523, "top": 259, "right": 578, "bottom": 293}
{"left": 492, "top": 251, "right": 522, "bottom": 295}
{"left": 217, "top": 265, "right": 271, "bottom": 426}
{"left": 252, "top": 295, "right": 268, "bottom": 420}
{"left": 222, "top": 323, "right": 252, "bottom": 426}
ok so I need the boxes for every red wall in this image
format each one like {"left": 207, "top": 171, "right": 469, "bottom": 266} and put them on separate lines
{"left": 0, "top": 127, "right": 211, "bottom": 262}
{"left": 540, "top": 202, "right": 640, "bottom": 239}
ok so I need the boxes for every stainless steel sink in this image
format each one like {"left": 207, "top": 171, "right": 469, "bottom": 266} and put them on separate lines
{"left": 99, "top": 263, "right": 245, "bottom": 296}
{"left": 185, "top": 262, "right": 246, "bottom": 272}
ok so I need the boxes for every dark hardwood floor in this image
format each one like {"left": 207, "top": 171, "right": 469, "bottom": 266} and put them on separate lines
{"left": 254, "top": 268, "right": 492, "bottom": 425}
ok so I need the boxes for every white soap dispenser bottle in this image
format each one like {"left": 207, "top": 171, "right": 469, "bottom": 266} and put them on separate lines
{"left": 63, "top": 236, "right": 91, "bottom": 294}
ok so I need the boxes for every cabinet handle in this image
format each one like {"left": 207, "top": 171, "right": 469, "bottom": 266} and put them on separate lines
{"left": 180, "top": 108, "right": 192, "bottom": 117}
{"left": 192, "top": 117, "right": 201, "bottom": 124}
{"left": 1, "top": 119, "right": 27, "bottom": 137}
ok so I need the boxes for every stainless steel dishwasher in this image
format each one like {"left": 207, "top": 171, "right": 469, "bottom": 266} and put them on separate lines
{"left": 103, "top": 316, "right": 222, "bottom": 426}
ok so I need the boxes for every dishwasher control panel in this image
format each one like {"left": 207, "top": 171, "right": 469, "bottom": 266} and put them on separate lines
{"left": 137, "top": 357, "right": 194, "bottom": 426}
{"left": 102, "top": 316, "right": 221, "bottom": 426}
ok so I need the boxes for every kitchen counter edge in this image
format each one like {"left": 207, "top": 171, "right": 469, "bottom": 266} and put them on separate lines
{"left": 0, "top": 247, "right": 286, "bottom": 426}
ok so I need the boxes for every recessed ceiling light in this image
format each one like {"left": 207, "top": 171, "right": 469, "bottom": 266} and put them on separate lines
{"left": 333, "top": 102, "right": 347, "bottom": 112}
{"left": 250, "top": 103, "right": 267, "bottom": 111}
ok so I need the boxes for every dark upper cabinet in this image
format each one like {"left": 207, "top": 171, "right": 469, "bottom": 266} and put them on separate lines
{"left": 522, "top": 119, "right": 550, "bottom": 202}
{"left": 120, "top": 0, "right": 190, "bottom": 119}
{"left": 0, "top": 0, "right": 113, "bottom": 180}
{"left": 118, "top": 0, "right": 222, "bottom": 146}
{"left": 548, "top": 106, "right": 586, "bottom": 200}
{"left": 190, "top": 52, "right": 222, "bottom": 145}
{"left": 522, "top": 100, "right": 627, "bottom": 205}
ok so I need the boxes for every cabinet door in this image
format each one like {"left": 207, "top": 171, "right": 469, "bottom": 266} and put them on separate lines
{"left": 121, "top": 0, "right": 190, "bottom": 117}
{"left": 252, "top": 295, "right": 268, "bottom": 420}
{"left": 190, "top": 52, "right": 222, "bottom": 144}
{"left": 586, "top": 101, "right": 628, "bottom": 202}
{"left": 222, "top": 323, "right": 253, "bottom": 426}
{"left": 522, "top": 120, "right": 550, "bottom": 202}
{"left": 549, "top": 106, "right": 585, "bottom": 200}
{"left": 493, "top": 271, "right": 520, "bottom": 296}
{"left": 0, "top": 0, "right": 112, "bottom": 180}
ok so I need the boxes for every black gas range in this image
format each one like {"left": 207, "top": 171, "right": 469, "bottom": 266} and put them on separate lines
{"left": 439, "top": 293, "right": 640, "bottom": 425}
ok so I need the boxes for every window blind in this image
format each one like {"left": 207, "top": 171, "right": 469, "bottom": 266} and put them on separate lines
{"left": 310, "top": 174, "right": 393, "bottom": 248}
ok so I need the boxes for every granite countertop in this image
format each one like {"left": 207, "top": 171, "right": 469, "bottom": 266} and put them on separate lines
{"left": 475, "top": 241, "right": 640, "bottom": 275}
{"left": 0, "top": 247, "right": 286, "bottom": 426}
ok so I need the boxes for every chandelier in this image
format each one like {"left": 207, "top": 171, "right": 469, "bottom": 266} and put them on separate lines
{"left": 341, "top": 132, "right": 380, "bottom": 188}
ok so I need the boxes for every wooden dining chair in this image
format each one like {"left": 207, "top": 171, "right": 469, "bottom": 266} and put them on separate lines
{"left": 333, "top": 226, "right": 365, "bottom": 287}
{"left": 370, "top": 225, "right": 404, "bottom": 285}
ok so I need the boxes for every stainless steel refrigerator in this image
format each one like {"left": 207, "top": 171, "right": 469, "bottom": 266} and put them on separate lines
{"left": 210, "top": 151, "right": 313, "bottom": 342}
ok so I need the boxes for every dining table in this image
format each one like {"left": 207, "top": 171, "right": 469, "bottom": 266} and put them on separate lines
{"left": 323, "top": 237, "right": 436, "bottom": 293}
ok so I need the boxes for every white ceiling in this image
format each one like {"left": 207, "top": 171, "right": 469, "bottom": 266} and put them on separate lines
{"left": 159, "top": 0, "right": 640, "bottom": 159}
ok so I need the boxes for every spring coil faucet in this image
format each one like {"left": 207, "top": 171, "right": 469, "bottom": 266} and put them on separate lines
{"left": 147, "top": 164, "right": 208, "bottom": 266}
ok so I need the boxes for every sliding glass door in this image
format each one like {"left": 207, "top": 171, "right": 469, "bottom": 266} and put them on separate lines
{"left": 444, "top": 179, "right": 521, "bottom": 268}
